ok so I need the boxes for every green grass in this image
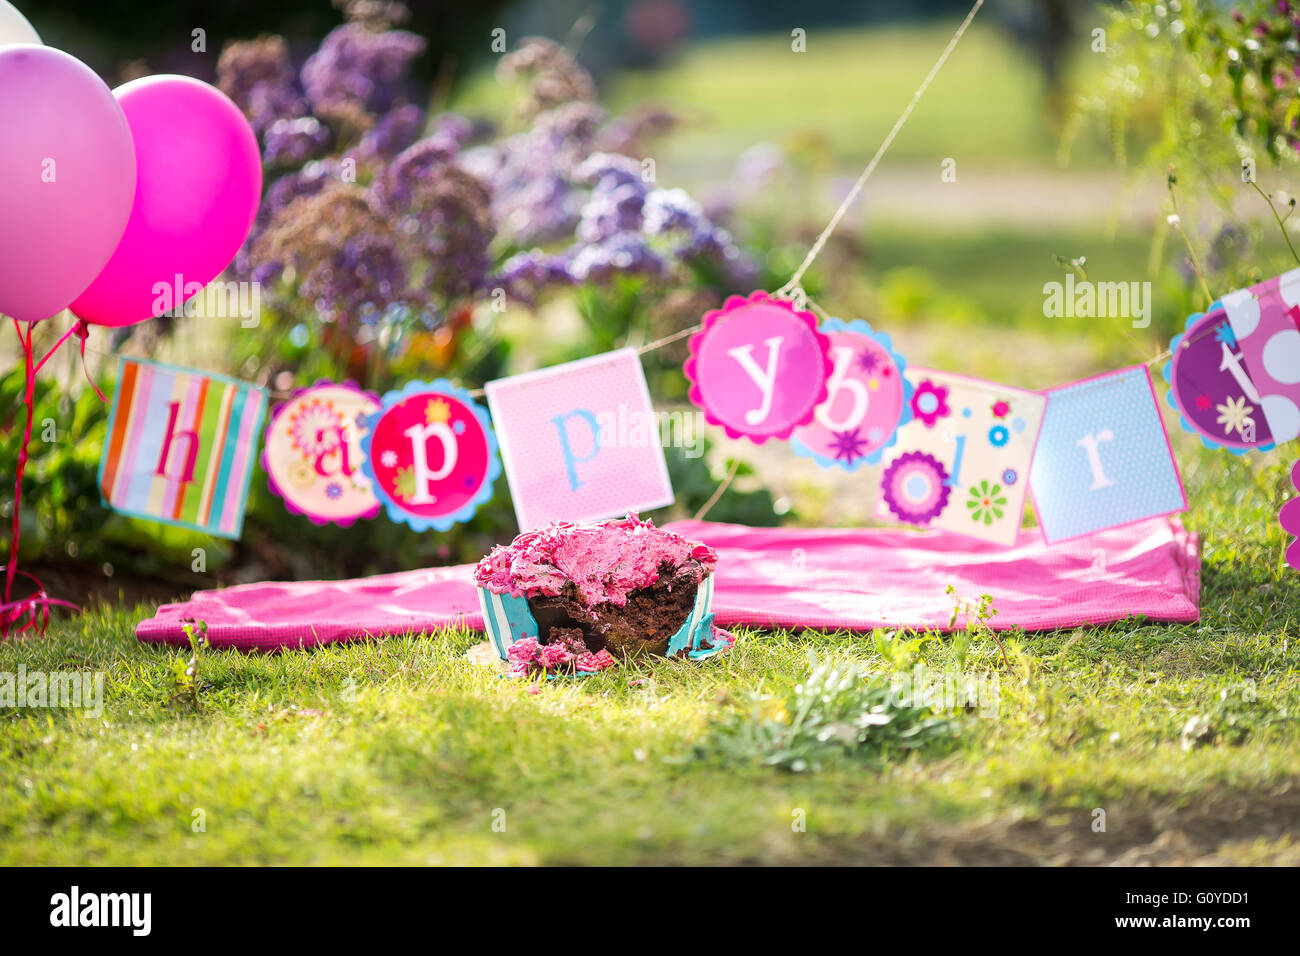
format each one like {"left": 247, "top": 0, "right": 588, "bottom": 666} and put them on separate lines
{"left": 2, "top": 447, "right": 1297, "bottom": 865}
{"left": 454, "top": 16, "right": 1116, "bottom": 180}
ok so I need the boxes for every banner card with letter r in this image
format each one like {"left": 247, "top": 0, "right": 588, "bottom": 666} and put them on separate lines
{"left": 874, "top": 368, "right": 1046, "bottom": 546}
{"left": 98, "top": 357, "right": 267, "bottom": 539}
{"left": 485, "top": 348, "right": 674, "bottom": 531}
{"left": 1029, "top": 365, "right": 1186, "bottom": 543}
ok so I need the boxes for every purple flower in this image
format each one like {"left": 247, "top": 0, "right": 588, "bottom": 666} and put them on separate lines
{"left": 566, "top": 233, "right": 665, "bottom": 283}
{"left": 378, "top": 138, "right": 494, "bottom": 298}
{"left": 577, "top": 180, "right": 647, "bottom": 243}
{"left": 596, "top": 105, "right": 677, "bottom": 155}
{"left": 263, "top": 116, "right": 331, "bottom": 167}
{"left": 353, "top": 104, "right": 426, "bottom": 162}
{"left": 233, "top": 160, "right": 343, "bottom": 280}
{"left": 494, "top": 249, "right": 572, "bottom": 304}
{"left": 301, "top": 23, "right": 425, "bottom": 121}
{"left": 217, "top": 35, "right": 308, "bottom": 137}
{"left": 427, "top": 112, "right": 474, "bottom": 151}
{"left": 573, "top": 152, "right": 644, "bottom": 191}
{"left": 497, "top": 37, "right": 596, "bottom": 118}
{"left": 642, "top": 188, "right": 704, "bottom": 235}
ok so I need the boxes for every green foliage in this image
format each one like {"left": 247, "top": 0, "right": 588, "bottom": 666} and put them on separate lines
{"left": 0, "top": 361, "right": 112, "bottom": 567}
{"left": 1070, "top": 1, "right": 1300, "bottom": 296}
{"left": 169, "top": 619, "right": 209, "bottom": 713}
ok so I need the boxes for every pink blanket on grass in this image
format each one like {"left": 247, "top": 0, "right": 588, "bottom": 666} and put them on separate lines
{"left": 136, "top": 517, "right": 1200, "bottom": 652}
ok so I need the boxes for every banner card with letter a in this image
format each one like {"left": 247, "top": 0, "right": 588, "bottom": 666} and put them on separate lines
{"left": 98, "top": 357, "right": 267, "bottom": 539}
{"left": 262, "top": 381, "right": 381, "bottom": 526}
{"left": 486, "top": 348, "right": 674, "bottom": 531}
{"left": 1029, "top": 365, "right": 1186, "bottom": 543}
{"left": 874, "top": 368, "right": 1046, "bottom": 546}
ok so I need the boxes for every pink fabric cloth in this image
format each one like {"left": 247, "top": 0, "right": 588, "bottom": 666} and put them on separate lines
{"left": 136, "top": 517, "right": 1200, "bottom": 652}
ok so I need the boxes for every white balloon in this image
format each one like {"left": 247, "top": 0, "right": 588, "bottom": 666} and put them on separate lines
{"left": 0, "top": 1, "right": 40, "bottom": 47}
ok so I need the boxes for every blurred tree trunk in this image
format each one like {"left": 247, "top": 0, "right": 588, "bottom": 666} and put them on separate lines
{"left": 999, "top": 0, "right": 1079, "bottom": 130}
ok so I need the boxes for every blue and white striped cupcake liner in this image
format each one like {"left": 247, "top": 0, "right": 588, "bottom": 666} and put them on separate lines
{"left": 477, "top": 571, "right": 727, "bottom": 664}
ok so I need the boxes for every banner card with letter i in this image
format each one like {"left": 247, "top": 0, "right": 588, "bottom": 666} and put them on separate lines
{"left": 1029, "top": 365, "right": 1186, "bottom": 544}
{"left": 98, "top": 358, "right": 267, "bottom": 539}
{"left": 874, "top": 368, "right": 1046, "bottom": 546}
{"left": 486, "top": 348, "right": 674, "bottom": 531}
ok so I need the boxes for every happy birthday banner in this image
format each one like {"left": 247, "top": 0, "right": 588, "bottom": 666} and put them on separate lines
{"left": 95, "top": 270, "right": 1300, "bottom": 547}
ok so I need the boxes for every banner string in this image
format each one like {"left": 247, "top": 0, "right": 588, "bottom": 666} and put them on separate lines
{"left": 774, "top": 0, "right": 985, "bottom": 302}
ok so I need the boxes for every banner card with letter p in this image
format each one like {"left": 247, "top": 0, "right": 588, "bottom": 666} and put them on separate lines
{"left": 874, "top": 368, "right": 1046, "bottom": 546}
{"left": 98, "top": 357, "right": 267, "bottom": 539}
{"left": 1029, "top": 365, "right": 1186, "bottom": 543}
{"left": 486, "top": 348, "right": 674, "bottom": 531}
{"left": 359, "top": 380, "right": 499, "bottom": 532}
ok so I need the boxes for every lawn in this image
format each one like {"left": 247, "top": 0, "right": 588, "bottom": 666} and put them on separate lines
{"left": 455, "top": 17, "right": 1119, "bottom": 179}
{"left": 2, "top": 445, "right": 1297, "bottom": 866}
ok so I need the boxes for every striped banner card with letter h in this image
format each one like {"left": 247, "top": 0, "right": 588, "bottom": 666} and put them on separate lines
{"left": 98, "top": 357, "right": 268, "bottom": 539}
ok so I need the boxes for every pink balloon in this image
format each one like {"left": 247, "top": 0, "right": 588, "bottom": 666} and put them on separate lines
{"left": 0, "top": 45, "right": 135, "bottom": 323}
{"left": 71, "top": 75, "right": 262, "bottom": 328}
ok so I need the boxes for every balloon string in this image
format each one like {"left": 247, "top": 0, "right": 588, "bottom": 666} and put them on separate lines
{"left": 70, "top": 320, "right": 107, "bottom": 402}
{"left": 0, "top": 567, "right": 80, "bottom": 638}
{"left": 34, "top": 321, "right": 79, "bottom": 374}
{"left": 2, "top": 319, "right": 87, "bottom": 638}
{"left": 4, "top": 319, "right": 36, "bottom": 614}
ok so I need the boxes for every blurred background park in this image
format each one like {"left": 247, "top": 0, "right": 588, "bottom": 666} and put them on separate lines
{"left": 4, "top": 0, "right": 1298, "bottom": 603}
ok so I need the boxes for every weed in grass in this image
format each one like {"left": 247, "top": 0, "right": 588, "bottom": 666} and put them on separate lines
{"left": 946, "top": 585, "right": 1007, "bottom": 668}
{"left": 169, "top": 619, "right": 208, "bottom": 713}
{"left": 687, "top": 650, "right": 957, "bottom": 773}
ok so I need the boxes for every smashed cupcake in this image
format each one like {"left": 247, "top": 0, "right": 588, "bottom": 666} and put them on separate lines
{"left": 474, "top": 515, "right": 732, "bottom": 675}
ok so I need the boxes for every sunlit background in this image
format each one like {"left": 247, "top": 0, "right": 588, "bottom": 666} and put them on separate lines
{"left": 4, "top": 0, "right": 1294, "bottom": 602}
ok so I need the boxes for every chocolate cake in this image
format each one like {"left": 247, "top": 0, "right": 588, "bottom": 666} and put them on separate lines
{"left": 474, "top": 515, "right": 721, "bottom": 661}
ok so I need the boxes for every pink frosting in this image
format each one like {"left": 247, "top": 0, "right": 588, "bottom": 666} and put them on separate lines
{"left": 474, "top": 514, "right": 717, "bottom": 607}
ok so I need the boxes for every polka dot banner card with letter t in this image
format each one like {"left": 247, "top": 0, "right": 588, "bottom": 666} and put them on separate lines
{"left": 1219, "top": 269, "right": 1300, "bottom": 446}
